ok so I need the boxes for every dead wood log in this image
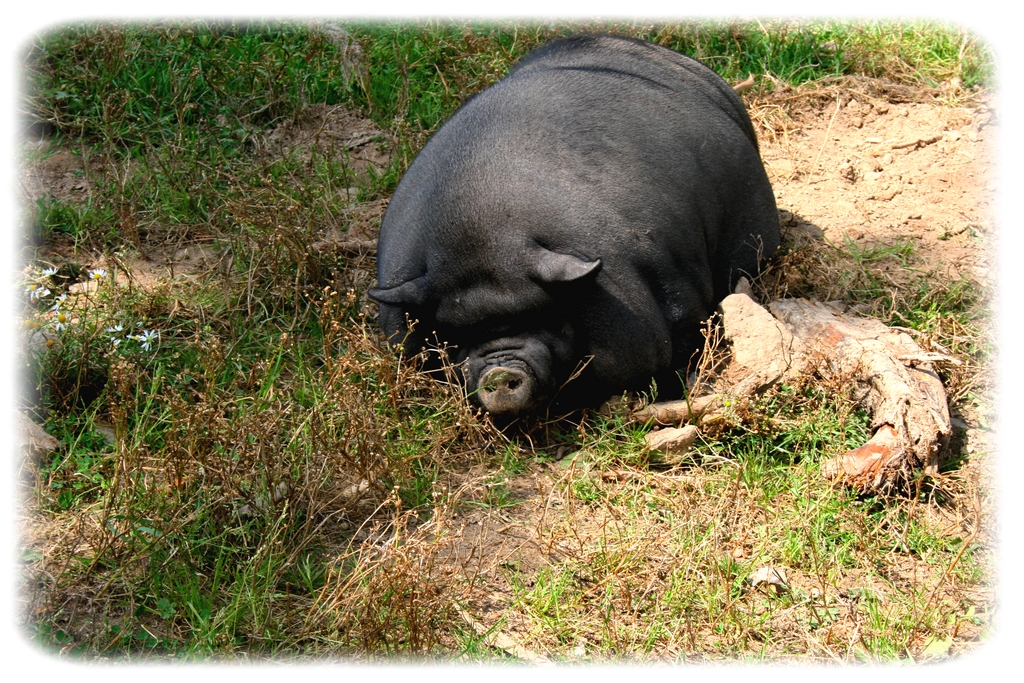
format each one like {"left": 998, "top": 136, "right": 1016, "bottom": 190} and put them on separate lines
{"left": 768, "top": 297, "right": 951, "bottom": 489}
{"left": 718, "top": 292, "right": 800, "bottom": 395}
{"left": 631, "top": 294, "right": 952, "bottom": 492}
{"left": 819, "top": 423, "right": 906, "bottom": 490}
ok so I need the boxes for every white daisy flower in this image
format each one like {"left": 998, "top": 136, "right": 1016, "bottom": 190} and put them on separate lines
{"left": 136, "top": 329, "right": 158, "bottom": 352}
{"left": 106, "top": 324, "right": 125, "bottom": 348}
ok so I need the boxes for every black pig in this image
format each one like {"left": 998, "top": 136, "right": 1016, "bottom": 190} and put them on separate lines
{"left": 369, "top": 35, "right": 779, "bottom": 415}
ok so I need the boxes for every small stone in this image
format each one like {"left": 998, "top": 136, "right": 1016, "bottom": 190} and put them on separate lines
{"left": 732, "top": 276, "right": 753, "bottom": 297}
{"left": 18, "top": 412, "right": 58, "bottom": 459}
{"left": 94, "top": 425, "right": 116, "bottom": 446}
{"left": 749, "top": 566, "right": 789, "bottom": 594}
{"left": 69, "top": 280, "right": 99, "bottom": 294}
{"left": 341, "top": 480, "right": 370, "bottom": 498}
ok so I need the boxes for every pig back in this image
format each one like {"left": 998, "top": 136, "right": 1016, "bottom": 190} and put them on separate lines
{"left": 374, "top": 34, "right": 779, "bottom": 396}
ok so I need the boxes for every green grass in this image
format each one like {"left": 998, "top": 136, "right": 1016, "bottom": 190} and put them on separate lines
{"left": 16, "top": 19, "right": 993, "bottom": 662}
{"left": 31, "top": 196, "right": 116, "bottom": 242}
{"left": 490, "top": 384, "right": 985, "bottom": 661}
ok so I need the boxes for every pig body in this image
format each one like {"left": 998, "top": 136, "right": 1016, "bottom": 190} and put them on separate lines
{"left": 370, "top": 35, "right": 779, "bottom": 414}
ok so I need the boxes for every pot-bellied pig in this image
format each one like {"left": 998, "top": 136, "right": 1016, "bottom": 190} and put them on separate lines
{"left": 369, "top": 35, "right": 780, "bottom": 415}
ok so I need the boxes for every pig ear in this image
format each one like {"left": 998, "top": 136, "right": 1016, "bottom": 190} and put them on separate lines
{"left": 368, "top": 275, "right": 430, "bottom": 306}
{"left": 532, "top": 249, "right": 602, "bottom": 283}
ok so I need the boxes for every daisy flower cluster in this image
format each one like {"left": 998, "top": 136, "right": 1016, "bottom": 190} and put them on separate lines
{"left": 24, "top": 266, "right": 58, "bottom": 302}
{"left": 106, "top": 323, "right": 160, "bottom": 353}
{"left": 21, "top": 264, "right": 159, "bottom": 355}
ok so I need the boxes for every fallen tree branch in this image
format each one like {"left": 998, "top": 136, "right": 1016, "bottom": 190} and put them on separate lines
{"left": 631, "top": 394, "right": 723, "bottom": 426}
{"left": 309, "top": 238, "right": 377, "bottom": 255}
{"left": 732, "top": 74, "right": 756, "bottom": 94}
{"left": 892, "top": 134, "right": 942, "bottom": 150}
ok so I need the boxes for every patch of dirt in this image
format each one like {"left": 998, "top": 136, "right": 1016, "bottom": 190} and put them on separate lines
{"left": 257, "top": 102, "right": 391, "bottom": 178}
{"left": 19, "top": 142, "right": 98, "bottom": 205}
{"left": 752, "top": 85, "right": 995, "bottom": 283}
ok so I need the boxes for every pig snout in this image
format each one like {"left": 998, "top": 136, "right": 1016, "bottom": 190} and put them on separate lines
{"left": 464, "top": 337, "right": 557, "bottom": 415}
{"left": 476, "top": 362, "right": 536, "bottom": 415}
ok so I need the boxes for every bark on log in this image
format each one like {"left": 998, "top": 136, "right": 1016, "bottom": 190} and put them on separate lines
{"left": 631, "top": 394, "right": 723, "bottom": 426}
{"left": 631, "top": 294, "right": 952, "bottom": 492}
{"left": 718, "top": 292, "right": 800, "bottom": 395}
{"left": 768, "top": 297, "right": 951, "bottom": 489}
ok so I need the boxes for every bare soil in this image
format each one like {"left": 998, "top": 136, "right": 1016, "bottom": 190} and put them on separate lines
{"left": 753, "top": 82, "right": 995, "bottom": 283}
